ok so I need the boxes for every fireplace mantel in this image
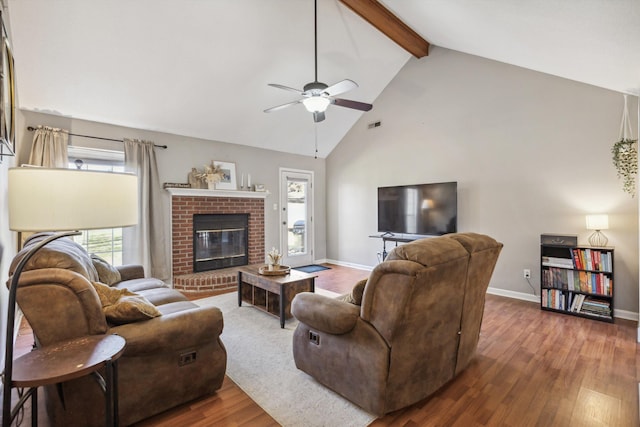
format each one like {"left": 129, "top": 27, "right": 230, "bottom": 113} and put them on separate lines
{"left": 166, "top": 187, "right": 269, "bottom": 199}
{"left": 168, "top": 187, "right": 266, "bottom": 293}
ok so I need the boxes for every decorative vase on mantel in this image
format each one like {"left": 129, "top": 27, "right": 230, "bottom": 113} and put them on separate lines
{"left": 205, "top": 174, "right": 223, "bottom": 190}
{"left": 196, "top": 161, "right": 224, "bottom": 190}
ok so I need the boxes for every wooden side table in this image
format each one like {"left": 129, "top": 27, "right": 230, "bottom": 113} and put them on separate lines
{"left": 7, "top": 334, "right": 126, "bottom": 427}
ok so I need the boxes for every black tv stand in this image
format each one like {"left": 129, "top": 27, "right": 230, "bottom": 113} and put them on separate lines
{"left": 369, "top": 233, "right": 419, "bottom": 260}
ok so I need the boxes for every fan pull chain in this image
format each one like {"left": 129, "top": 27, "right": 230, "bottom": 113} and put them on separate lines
{"left": 314, "top": 124, "right": 318, "bottom": 159}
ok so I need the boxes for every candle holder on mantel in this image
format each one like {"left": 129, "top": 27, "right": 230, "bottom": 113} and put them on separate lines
{"left": 240, "top": 173, "right": 252, "bottom": 191}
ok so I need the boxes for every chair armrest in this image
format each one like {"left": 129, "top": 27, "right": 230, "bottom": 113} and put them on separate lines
{"left": 292, "top": 292, "right": 360, "bottom": 335}
{"left": 116, "top": 264, "right": 145, "bottom": 281}
{"left": 109, "top": 305, "right": 223, "bottom": 355}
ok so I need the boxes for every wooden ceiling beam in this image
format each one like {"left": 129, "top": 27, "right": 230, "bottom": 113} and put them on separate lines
{"left": 338, "top": 0, "right": 429, "bottom": 58}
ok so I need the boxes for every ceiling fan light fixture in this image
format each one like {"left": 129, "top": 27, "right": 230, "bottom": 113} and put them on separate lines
{"left": 264, "top": 0, "right": 372, "bottom": 122}
{"left": 302, "top": 96, "right": 330, "bottom": 113}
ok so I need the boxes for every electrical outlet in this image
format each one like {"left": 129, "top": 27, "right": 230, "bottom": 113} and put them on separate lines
{"left": 523, "top": 269, "right": 531, "bottom": 279}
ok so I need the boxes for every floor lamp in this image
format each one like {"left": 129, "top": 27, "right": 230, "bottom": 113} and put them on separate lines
{"left": 3, "top": 167, "right": 138, "bottom": 425}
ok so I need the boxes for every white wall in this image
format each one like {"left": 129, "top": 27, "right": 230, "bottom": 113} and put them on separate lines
{"left": 326, "top": 47, "right": 639, "bottom": 315}
{"left": 17, "top": 110, "right": 327, "bottom": 266}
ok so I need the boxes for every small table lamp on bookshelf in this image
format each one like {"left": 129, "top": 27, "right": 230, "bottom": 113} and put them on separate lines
{"left": 586, "top": 214, "right": 609, "bottom": 247}
{"left": 3, "top": 167, "right": 138, "bottom": 426}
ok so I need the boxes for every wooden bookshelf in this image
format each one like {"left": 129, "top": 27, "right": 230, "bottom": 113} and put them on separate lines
{"left": 540, "top": 243, "right": 614, "bottom": 322}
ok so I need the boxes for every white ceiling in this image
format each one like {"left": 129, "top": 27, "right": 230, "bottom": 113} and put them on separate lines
{"left": 7, "top": 0, "right": 640, "bottom": 158}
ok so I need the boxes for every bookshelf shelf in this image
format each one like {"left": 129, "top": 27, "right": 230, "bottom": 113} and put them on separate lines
{"left": 540, "top": 242, "right": 614, "bottom": 323}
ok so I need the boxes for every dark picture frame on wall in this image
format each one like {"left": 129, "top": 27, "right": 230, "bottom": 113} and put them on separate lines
{"left": 0, "top": 11, "right": 15, "bottom": 161}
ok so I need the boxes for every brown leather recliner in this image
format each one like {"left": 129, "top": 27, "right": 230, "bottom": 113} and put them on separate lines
{"left": 291, "top": 232, "right": 502, "bottom": 416}
{"left": 8, "top": 233, "right": 227, "bottom": 426}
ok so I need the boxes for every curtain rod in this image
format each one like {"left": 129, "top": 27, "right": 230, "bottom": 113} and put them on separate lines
{"left": 26, "top": 126, "right": 168, "bottom": 149}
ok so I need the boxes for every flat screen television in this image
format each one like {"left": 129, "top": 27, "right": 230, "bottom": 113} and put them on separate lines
{"left": 377, "top": 182, "right": 457, "bottom": 236}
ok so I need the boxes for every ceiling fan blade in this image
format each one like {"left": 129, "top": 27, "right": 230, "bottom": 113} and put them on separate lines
{"left": 313, "top": 111, "right": 326, "bottom": 123}
{"left": 268, "top": 83, "right": 304, "bottom": 95}
{"left": 264, "top": 100, "right": 302, "bottom": 113}
{"left": 324, "top": 79, "right": 358, "bottom": 97}
{"left": 332, "top": 98, "right": 373, "bottom": 112}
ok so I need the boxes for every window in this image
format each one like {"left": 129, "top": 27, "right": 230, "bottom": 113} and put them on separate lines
{"left": 73, "top": 228, "right": 123, "bottom": 266}
{"left": 68, "top": 146, "right": 126, "bottom": 265}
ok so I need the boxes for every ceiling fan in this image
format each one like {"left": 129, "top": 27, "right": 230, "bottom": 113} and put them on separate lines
{"left": 264, "top": 0, "right": 373, "bottom": 123}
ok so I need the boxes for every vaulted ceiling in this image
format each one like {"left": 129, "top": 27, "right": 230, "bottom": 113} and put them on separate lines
{"left": 7, "top": 0, "right": 640, "bottom": 158}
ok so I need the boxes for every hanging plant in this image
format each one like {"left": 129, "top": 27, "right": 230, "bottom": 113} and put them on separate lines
{"left": 612, "top": 94, "right": 638, "bottom": 197}
{"left": 611, "top": 138, "right": 638, "bottom": 197}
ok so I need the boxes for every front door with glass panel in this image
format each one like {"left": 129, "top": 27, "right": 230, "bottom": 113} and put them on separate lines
{"left": 280, "top": 169, "right": 313, "bottom": 267}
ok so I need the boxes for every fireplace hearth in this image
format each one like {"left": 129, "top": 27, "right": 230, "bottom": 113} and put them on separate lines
{"left": 193, "top": 214, "right": 248, "bottom": 272}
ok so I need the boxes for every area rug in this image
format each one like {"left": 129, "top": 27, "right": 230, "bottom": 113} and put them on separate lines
{"left": 293, "top": 264, "right": 331, "bottom": 273}
{"left": 194, "top": 291, "right": 376, "bottom": 427}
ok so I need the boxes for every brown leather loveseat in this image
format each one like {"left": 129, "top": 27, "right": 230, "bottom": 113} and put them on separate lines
{"left": 8, "top": 233, "right": 227, "bottom": 426}
{"left": 291, "top": 232, "right": 502, "bottom": 416}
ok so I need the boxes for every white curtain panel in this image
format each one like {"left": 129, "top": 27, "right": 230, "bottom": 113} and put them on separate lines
{"left": 123, "top": 139, "right": 170, "bottom": 280}
{"left": 28, "top": 125, "right": 69, "bottom": 167}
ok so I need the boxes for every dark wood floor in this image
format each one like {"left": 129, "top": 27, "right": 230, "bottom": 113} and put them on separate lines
{"left": 7, "top": 263, "right": 639, "bottom": 426}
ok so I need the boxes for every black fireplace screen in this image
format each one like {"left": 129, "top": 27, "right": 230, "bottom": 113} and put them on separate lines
{"left": 193, "top": 214, "right": 249, "bottom": 272}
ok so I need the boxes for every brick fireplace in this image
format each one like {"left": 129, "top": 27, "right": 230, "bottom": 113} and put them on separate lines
{"left": 167, "top": 188, "right": 267, "bottom": 293}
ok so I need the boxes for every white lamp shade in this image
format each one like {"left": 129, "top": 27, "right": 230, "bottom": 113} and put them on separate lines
{"left": 8, "top": 168, "right": 138, "bottom": 231}
{"left": 302, "top": 96, "right": 330, "bottom": 113}
{"left": 585, "top": 214, "right": 609, "bottom": 231}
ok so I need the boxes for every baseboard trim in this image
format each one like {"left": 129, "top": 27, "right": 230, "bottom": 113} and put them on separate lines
{"left": 487, "top": 287, "right": 539, "bottom": 303}
{"left": 324, "top": 259, "right": 374, "bottom": 272}
{"left": 615, "top": 309, "right": 638, "bottom": 321}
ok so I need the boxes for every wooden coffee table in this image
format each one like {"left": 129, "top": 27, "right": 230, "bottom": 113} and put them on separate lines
{"left": 238, "top": 265, "right": 316, "bottom": 328}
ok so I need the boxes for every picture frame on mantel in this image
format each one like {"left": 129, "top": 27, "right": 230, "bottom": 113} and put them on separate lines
{"left": 214, "top": 161, "right": 237, "bottom": 190}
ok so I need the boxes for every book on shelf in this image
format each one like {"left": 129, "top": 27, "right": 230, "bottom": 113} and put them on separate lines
{"left": 543, "top": 268, "right": 570, "bottom": 290}
{"left": 578, "top": 297, "right": 612, "bottom": 318}
{"left": 567, "top": 270, "right": 575, "bottom": 291}
{"left": 541, "top": 256, "right": 573, "bottom": 268}
{"left": 573, "top": 271, "right": 612, "bottom": 296}
{"left": 569, "top": 248, "right": 613, "bottom": 273}
{"left": 543, "top": 289, "right": 567, "bottom": 310}
{"left": 571, "top": 294, "right": 586, "bottom": 312}
{"left": 541, "top": 268, "right": 614, "bottom": 295}
{"left": 571, "top": 249, "right": 582, "bottom": 269}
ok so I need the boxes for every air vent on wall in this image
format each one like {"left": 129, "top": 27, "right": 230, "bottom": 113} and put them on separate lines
{"left": 368, "top": 121, "right": 382, "bottom": 129}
